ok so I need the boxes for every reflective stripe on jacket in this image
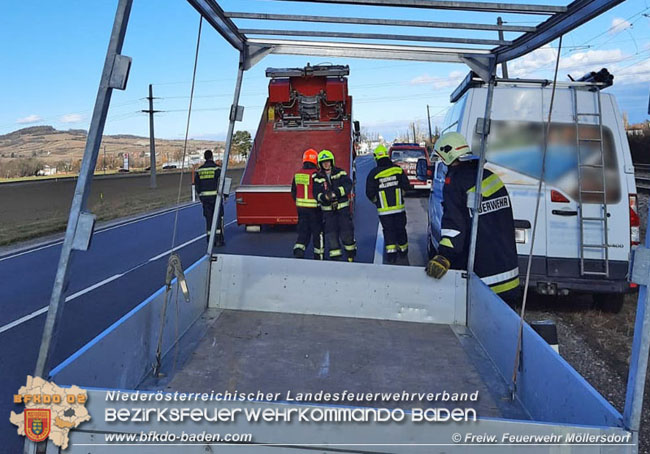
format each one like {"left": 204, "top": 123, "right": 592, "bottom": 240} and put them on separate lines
{"left": 291, "top": 167, "right": 318, "bottom": 208}
{"left": 436, "top": 160, "right": 519, "bottom": 294}
{"left": 313, "top": 167, "right": 353, "bottom": 212}
{"left": 195, "top": 161, "right": 221, "bottom": 197}
{"left": 365, "top": 158, "right": 411, "bottom": 216}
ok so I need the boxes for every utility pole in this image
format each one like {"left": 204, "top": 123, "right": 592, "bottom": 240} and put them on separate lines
{"left": 412, "top": 123, "right": 417, "bottom": 144}
{"left": 497, "top": 17, "right": 509, "bottom": 79}
{"left": 142, "top": 84, "right": 161, "bottom": 188}
{"left": 103, "top": 145, "right": 106, "bottom": 175}
{"left": 426, "top": 105, "right": 433, "bottom": 145}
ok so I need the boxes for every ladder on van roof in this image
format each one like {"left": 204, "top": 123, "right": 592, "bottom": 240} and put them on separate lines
{"left": 572, "top": 87, "right": 610, "bottom": 277}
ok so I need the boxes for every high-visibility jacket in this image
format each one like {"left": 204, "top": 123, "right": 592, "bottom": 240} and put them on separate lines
{"left": 365, "top": 157, "right": 411, "bottom": 216}
{"left": 313, "top": 167, "right": 353, "bottom": 212}
{"left": 291, "top": 162, "right": 319, "bottom": 208}
{"left": 437, "top": 159, "right": 519, "bottom": 295}
{"left": 195, "top": 160, "right": 221, "bottom": 197}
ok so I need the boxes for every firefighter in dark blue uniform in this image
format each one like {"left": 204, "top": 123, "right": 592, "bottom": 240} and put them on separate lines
{"left": 291, "top": 148, "right": 324, "bottom": 259}
{"left": 425, "top": 132, "right": 520, "bottom": 305}
{"left": 195, "top": 149, "right": 224, "bottom": 246}
{"left": 313, "top": 150, "right": 357, "bottom": 262}
{"left": 366, "top": 144, "right": 411, "bottom": 264}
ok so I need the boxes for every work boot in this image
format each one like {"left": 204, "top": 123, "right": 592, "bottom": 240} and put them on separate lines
{"left": 293, "top": 248, "right": 305, "bottom": 259}
{"left": 385, "top": 253, "right": 397, "bottom": 264}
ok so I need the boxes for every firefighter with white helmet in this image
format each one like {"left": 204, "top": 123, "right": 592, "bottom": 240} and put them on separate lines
{"left": 426, "top": 132, "right": 520, "bottom": 305}
{"left": 313, "top": 149, "right": 357, "bottom": 261}
{"left": 366, "top": 144, "right": 411, "bottom": 264}
{"left": 291, "top": 148, "right": 324, "bottom": 259}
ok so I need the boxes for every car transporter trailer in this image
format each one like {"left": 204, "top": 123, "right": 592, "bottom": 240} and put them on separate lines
{"left": 23, "top": 0, "right": 650, "bottom": 452}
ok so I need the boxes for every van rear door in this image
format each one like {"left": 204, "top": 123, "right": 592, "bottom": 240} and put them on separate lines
{"left": 543, "top": 89, "right": 627, "bottom": 278}
{"left": 467, "top": 87, "right": 548, "bottom": 274}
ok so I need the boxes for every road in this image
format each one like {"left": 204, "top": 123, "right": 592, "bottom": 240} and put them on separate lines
{"left": 0, "top": 155, "right": 428, "bottom": 450}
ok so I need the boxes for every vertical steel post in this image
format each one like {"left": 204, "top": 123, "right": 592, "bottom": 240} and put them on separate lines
{"left": 427, "top": 104, "right": 433, "bottom": 145}
{"left": 466, "top": 62, "right": 497, "bottom": 316}
{"left": 623, "top": 233, "right": 650, "bottom": 432}
{"left": 207, "top": 54, "right": 245, "bottom": 254}
{"left": 497, "top": 17, "right": 509, "bottom": 78}
{"left": 31, "top": 0, "right": 133, "bottom": 380}
{"left": 26, "top": 5, "right": 133, "bottom": 454}
{"left": 148, "top": 84, "right": 158, "bottom": 189}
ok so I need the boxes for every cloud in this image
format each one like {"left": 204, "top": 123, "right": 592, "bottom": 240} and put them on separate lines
{"left": 409, "top": 70, "right": 465, "bottom": 90}
{"left": 17, "top": 114, "right": 42, "bottom": 124}
{"left": 612, "top": 59, "right": 650, "bottom": 85}
{"left": 60, "top": 113, "right": 83, "bottom": 123}
{"left": 609, "top": 18, "right": 632, "bottom": 35}
{"left": 508, "top": 45, "right": 627, "bottom": 79}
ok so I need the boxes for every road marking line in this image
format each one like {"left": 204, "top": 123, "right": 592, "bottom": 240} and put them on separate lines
{"left": 0, "top": 307, "right": 48, "bottom": 335}
{"left": 0, "top": 233, "right": 207, "bottom": 335}
{"left": 225, "top": 219, "right": 237, "bottom": 227}
{"left": 373, "top": 223, "right": 384, "bottom": 265}
{"left": 0, "top": 203, "right": 201, "bottom": 263}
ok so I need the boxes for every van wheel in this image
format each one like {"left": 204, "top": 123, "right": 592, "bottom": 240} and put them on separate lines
{"left": 592, "top": 293, "right": 625, "bottom": 313}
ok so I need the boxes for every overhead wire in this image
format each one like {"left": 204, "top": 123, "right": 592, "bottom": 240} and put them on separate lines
{"left": 510, "top": 34, "right": 564, "bottom": 397}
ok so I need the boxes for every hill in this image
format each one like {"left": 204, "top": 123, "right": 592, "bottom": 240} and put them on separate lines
{"left": 0, "top": 126, "right": 225, "bottom": 177}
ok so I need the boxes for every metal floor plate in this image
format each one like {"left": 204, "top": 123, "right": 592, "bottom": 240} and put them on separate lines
{"left": 158, "top": 310, "right": 527, "bottom": 419}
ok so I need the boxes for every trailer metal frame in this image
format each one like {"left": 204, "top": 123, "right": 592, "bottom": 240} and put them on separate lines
{"left": 28, "top": 0, "right": 650, "bottom": 453}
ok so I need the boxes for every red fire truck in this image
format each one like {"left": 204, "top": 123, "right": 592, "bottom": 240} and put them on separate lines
{"left": 235, "top": 64, "right": 358, "bottom": 231}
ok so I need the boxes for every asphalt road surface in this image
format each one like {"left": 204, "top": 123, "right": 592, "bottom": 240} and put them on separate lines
{"left": 0, "top": 154, "right": 429, "bottom": 450}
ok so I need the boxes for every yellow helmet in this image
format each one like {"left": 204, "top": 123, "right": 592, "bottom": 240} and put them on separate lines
{"left": 434, "top": 132, "right": 471, "bottom": 165}
{"left": 373, "top": 144, "right": 389, "bottom": 160}
{"left": 318, "top": 149, "right": 335, "bottom": 166}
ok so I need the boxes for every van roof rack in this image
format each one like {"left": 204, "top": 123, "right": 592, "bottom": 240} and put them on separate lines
{"left": 450, "top": 70, "right": 613, "bottom": 103}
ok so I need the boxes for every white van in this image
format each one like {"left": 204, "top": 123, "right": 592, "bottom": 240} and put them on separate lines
{"left": 425, "top": 75, "right": 639, "bottom": 312}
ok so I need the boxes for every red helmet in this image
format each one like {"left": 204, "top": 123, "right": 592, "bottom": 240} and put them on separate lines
{"left": 303, "top": 148, "right": 318, "bottom": 166}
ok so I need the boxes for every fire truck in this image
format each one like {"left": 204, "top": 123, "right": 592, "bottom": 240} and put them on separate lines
{"left": 235, "top": 64, "right": 359, "bottom": 231}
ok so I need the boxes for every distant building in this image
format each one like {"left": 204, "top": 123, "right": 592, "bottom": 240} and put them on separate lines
{"left": 627, "top": 121, "right": 649, "bottom": 137}
{"left": 37, "top": 165, "right": 57, "bottom": 176}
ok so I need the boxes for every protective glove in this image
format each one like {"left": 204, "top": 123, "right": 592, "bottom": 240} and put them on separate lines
{"left": 425, "top": 255, "right": 451, "bottom": 279}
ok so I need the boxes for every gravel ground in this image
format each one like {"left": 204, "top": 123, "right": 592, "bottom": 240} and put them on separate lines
{"left": 523, "top": 192, "right": 650, "bottom": 452}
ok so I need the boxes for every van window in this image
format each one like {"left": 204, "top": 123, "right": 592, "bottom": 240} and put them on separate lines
{"left": 472, "top": 120, "right": 620, "bottom": 203}
{"left": 441, "top": 94, "right": 467, "bottom": 134}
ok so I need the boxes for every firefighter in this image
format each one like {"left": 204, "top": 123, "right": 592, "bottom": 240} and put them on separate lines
{"left": 195, "top": 149, "right": 224, "bottom": 247}
{"left": 425, "top": 132, "right": 520, "bottom": 306}
{"left": 313, "top": 149, "right": 357, "bottom": 262}
{"left": 291, "top": 148, "right": 324, "bottom": 259}
{"left": 366, "top": 144, "right": 411, "bottom": 264}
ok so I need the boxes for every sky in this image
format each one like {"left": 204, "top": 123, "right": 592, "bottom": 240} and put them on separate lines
{"left": 0, "top": 0, "right": 649, "bottom": 142}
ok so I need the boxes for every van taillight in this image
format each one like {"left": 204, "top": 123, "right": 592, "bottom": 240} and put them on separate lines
{"left": 551, "top": 190, "right": 569, "bottom": 203}
{"left": 630, "top": 194, "right": 640, "bottom": 246}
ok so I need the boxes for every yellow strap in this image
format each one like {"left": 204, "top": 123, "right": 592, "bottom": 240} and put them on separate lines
{"left": 375, "top": 167, "right": 403, "bottom": 179}
{"left": 490, "top": 277, "right": 520, "bottom": 294}
{"left": 440, "top": 238, "right": 454, "bottom": 248}
{"left": 338, "top": 186, "right": 345, "bottom": 196}
{"left": 343, "top": 243, "right": 357, "bottom": 251}
{"left": 199, "top": 190, "right": 217, "bottom": 196}
{"left": 330, "top": 249, "right": 342, "bottom": 257}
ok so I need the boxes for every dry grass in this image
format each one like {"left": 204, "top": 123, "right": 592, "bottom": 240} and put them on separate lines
{"left": 0, "top": 168, "right": 243, "bottom": 245}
